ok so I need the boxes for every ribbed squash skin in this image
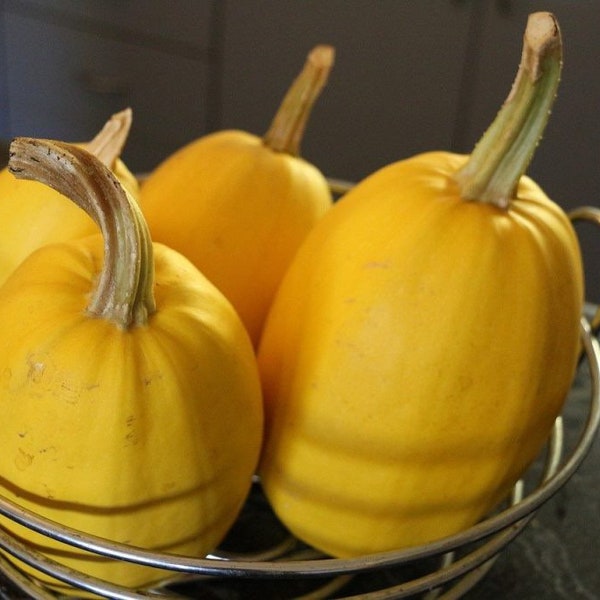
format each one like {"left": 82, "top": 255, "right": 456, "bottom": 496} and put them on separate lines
{"left": 0, "top": 235, "right": 263, "bottom": 590}
{"left": 140, "top": 130, "right": 332, "bottom": 344}
{"left": 257, "top": 151, "right": 583, "bottom": 557}
{"left": 0, "top": 158, "right": 138, "bottom": 287}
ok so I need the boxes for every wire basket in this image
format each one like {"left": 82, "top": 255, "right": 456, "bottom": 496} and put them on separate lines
{"left": 0, "top": 203, "right": 599, "bottom": 600}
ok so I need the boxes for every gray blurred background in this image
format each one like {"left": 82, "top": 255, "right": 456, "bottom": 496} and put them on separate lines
{"left": 1, "top": 0, "right": 599, "bottom": 300}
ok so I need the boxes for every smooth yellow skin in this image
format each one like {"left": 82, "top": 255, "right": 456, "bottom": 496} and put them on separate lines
{"left": 0, "top": 235, "right": 263, "bottom": 591}
{"left": 0, "top": 158, "right": 139, "bottom": 287}
{"left": 257, "top": 151, "right": 583, "bottom": 558}
{"left": 140, "top": 130, "right": 332, "bottom": 345}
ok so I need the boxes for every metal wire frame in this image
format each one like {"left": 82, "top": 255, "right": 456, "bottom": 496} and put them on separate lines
{"left": 0, "top": 315, "right": 597, "bottom": 600}
{"left": 0, "top": 195, "right": 598, "bottom": 599}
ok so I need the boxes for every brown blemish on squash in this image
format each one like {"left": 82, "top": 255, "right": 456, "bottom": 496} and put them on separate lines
{"left": 15, "top": 448, "right": 34, "bottom": 470}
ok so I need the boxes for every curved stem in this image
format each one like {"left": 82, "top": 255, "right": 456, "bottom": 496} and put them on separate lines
{"left": 453, "top": 12, "right": 562, "bottom": 209}
{"left": 8, "top": 137, "right": 155, "bottom": 329}
{"left": 85, "top": 107, "right": 133, "bottom": 169}
{"left": 263, "top": 45, "right": 335, "bottom": 156}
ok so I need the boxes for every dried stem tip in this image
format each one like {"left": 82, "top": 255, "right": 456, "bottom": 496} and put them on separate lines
{"left": 263, "top": 44, "right": 335, "bottom": 156}
{"left": 454, "top": 12, "right": 562, "bottom": 209}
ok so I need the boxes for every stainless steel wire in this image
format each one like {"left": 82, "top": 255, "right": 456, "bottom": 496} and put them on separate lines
{"left": 0, "top": 194, "right": 598, "bottom": 599}
{"left": 0, "top": 315, "right": 597, "bottom": 599}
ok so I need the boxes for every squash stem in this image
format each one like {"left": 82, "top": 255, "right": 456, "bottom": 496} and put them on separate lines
{"left": 85, "top": 107, "right": 133, "bottom": 169}
{"left": 8, "top": 138, "right": 155, "bottom": 329}
{"left": 263, "top": 44, "right": 335, "bottom": 156}
{"left": 453, "top": 12, "right": 562, "bottom": 209}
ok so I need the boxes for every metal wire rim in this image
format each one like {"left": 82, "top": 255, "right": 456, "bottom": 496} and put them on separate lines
{"left": 0, "top": 191, "right": 598, "bottom": 599}
{"left": 0, "top": 315, "right": 597, "bottom": 599}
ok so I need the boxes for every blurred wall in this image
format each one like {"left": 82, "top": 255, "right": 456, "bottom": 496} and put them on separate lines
{"left": 1, "top": 0, "right": 599, "bottom": 300}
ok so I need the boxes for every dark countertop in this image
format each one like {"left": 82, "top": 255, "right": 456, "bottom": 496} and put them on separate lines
{"left": 461, "top": 362, "right": 600, "bottom": 600}
{"left": 0, "top": 358, "right": 598, "bottom": 600}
